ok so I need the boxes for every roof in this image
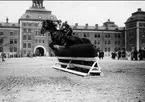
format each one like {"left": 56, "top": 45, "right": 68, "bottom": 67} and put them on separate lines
{"left": 70, "top": 25, "right": 124, "bottom": 31}
{"left": 125, "top": 8, "right": 145, "bottom": 23}
{"left": 20, "top": 7, "right": 57, "bottom": 21}
{"left": 0, "top": 22, "right": 19, "bottom": 28}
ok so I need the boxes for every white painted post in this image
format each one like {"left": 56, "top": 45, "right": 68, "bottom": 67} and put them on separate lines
{"left": 136, "top": 21, "right": 140, "bottom": 51}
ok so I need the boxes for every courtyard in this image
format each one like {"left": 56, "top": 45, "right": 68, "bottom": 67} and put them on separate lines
{"left": 0, "top": 57, "right": 145, "bottom": 102}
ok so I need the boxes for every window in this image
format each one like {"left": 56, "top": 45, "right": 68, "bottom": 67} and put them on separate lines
{"left": 10, "top": 32, "right": 13, "bottom": 36}
{"left": 98, "top": 40, "right": 100, "bottom": 44}
{"left": 22, "top": 23, "right": 26, "bottom": 26}
{"left": 10, "top": 47, "right": 13, "bottom": 52}
{"left": 28, "top": 43, "right": 31, "bottom": 48}
{"left": 94, "top": 40, "right": 97, "bottom": 44}
{"left": 39, "top": 39, "right": 41, "bottom": 43}
{"left": 142, "top": 39, "right": 145, "bottom": 43}
{"left": 14, "top": 47, "right": 17, "bottom": 52}
{"left": 35, "top": 23, "right": 38, "bottom": 27}
{"left": 0, "top": 39, "right": 3, "bottom": 45}
{"left": 28, "top": 35, "right": 31, "bottom": 40}
{"left": 108, "top": 48, "right": 110, "bottom": 52}
{"left": 0, "top": 32, "right": 3, "bottom": 35}
{"left": 98, "top": 34, "right": 100, "bottom": 37}
{"left": 23, "top": 29, "right": 27, "bottom": 33}
{"left": 10, "top": 39, "right": 13, "bottom": 44}
{"left": 28, "top": 23, "right": 32, "bottom": 26}
{"left": 84, "top": 33, "right": 86, "bottom": 37}
{"left": 94, "top": 34, "right": 97, "bottom": 37}
{"left": 28, "top": 29, "right": 31, "bottom": 33}
{"left": 108, "top": 33, "right": 110, "bottom": 38}
{"left": 23, "top": 35, "right": 26, "bottom": 40}
{"left": 118, "top": 34, "right": 120, "bottom": 38}
{"left": 14, "top": 39, "right": 17, "bottom": 44}
{"left": 43, "top": 40, "right": 44, "bottom": 43}
{"left": 115, "top": 41, "right": 117, "bottom": 45}
{"left": 115, "top": 33, "right": 117, "bottom": 38}
{"left": 0, "top": 47, "right": 3, "bottom": 52}
{"left": 105, "top": 48, "right": 107, "bottom": 52}
{"left": 12, "top": 24, "right": 15, "bottom": 27}
{"left": 118, "top": 41, "right": 120, "bottom": 45}
{"left": 105, "top": 41, "right": 107, "bottom": 44}
{"left": 35, "top": 39, "right": 37, "bottom": 43}
{"left": 26, "top": 15, "right": 30, "bottom": 19}
{"left": 129, "top": 39, "right": 133, "bottom": 45}
{"left": 115, "top": 47, "right": 117, "bottom": 51}
{"left": 36, "top": 30, "right": 39, "bottom": 36}
{"left": 108, "top": 40, "right": 110, "bottom": 44}
{"left": 23, "top": 43, "right": 26, "bottom": 48}
{"left": 105, "top": 34, "right": 108, "bottom": 38}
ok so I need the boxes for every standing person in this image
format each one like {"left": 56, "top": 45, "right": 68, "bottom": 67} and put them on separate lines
{"left": 139, "top": 47, "right": 143, "bottom": 60}
{"left": 101, "top": 50, "right": 104, "bottom": 59}
{"left": 1, "top": 52, "right": 5, "bottom": 62}
{"left": 98, "top": 50, "right": 102, "bottom": 59}
{"left": 118, "top": 50, "right": 121, "bottom": 60}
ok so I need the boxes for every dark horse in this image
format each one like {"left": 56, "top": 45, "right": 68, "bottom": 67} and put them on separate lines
{"left": 40, "top": 19, "right": 98, "bottom": 57}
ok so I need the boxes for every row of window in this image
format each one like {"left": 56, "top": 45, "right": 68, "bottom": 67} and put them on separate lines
{"left": 23, "top": 43, "right": 31, "bottom": 48}
{"left": 23, "top": 35, "right": 31, "bottom": 40}
{"left": 0, "top": 31, "right": 17, "bottom": 36}
{"left": 35, "top": 30, "right": 45, "bottom": 36}
{"left": 22, "top": 22, "right": 39, "bottom": 27}
{"left": 0, "top": 32, "right": 3, "bottom": 35}
{"left": 139, "top": 23, "right": 145, "bottom": 27}
{"left": 126, "top": 23, "right": 136, "bottom": 28}
{"left": 83, "top": 33, "right": 121, "bottom": 38}
{"left": 9, "top": 47, "right": 17, "bottom": 52}
{"left": 10, "top": 39, "right": 17, "bottom": 44}
{"left": 35, "top": 39, "right": 45, "bottom": 43}
{"left": 94, "top": 40, "right": 120, "bottom": 45}
{"left": 23, "top": 28, "right": 32, "bottom": 33}
{"left": 128, "top": 38, "right": 145, "bottom": 44}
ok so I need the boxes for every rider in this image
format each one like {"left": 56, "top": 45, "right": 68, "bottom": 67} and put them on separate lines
{"left": 60, "top": 21, "right": 73, "bottom": 37}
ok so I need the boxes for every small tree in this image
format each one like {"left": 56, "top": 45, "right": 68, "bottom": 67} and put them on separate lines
{"left": 0, "top": 36, "right": 9, "bottom": 62}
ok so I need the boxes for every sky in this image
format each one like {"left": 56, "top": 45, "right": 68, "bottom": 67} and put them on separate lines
{"left": 0, "top": 1, "right": 145, "bottom": 27}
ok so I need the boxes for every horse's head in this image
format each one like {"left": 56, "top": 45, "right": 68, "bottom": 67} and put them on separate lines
{"left": 40, "top": 20, "right": 58, "bottom": 34}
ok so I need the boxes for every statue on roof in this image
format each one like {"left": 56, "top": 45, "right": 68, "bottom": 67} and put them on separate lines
{"left": 32, "top": 0, "right": 44, "bottom": 8}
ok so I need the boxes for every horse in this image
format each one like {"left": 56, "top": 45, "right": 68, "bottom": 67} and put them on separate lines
{"left": 40, "top": 19, "right": 98, "bottom": 57}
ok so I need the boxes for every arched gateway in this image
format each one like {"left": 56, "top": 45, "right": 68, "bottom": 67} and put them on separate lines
{"left": 34, "top": 45, "right": 46, "bottom": 56}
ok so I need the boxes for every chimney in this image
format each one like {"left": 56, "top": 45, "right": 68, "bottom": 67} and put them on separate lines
{"left": 95, "top": 24, "right": 98, "bottom": 29}
{"left": 138, "top": 8, "right": 141, "bottom": 11}
{"left": 85, "top": 23, "right": 88, "bottom": 27}
{"left": 75, "top": 23, "right": 78, "bottom": 26}
{"left": 6, "top": 17, "right": 9, "bottom": 23}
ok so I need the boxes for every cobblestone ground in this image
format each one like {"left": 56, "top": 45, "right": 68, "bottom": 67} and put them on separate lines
{"left": 0, "top": 57, "right": 145, "bottom": 102}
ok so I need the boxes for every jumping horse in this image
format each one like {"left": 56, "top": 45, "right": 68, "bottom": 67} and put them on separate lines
{"left": 40, "top": 19, "right": 98, "bottom": 57}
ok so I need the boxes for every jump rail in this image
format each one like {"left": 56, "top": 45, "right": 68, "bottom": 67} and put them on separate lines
{"left": 53, "top": 57, "right": 103, "bottom": 77}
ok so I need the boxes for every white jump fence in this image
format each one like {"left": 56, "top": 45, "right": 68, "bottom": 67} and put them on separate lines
{"left": 53, "top": 57, "right": 103, "bottom": 77}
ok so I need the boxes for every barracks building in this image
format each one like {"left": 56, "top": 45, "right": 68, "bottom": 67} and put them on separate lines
{"left": 0, "top": 0, "right": 144, "bottom": 57}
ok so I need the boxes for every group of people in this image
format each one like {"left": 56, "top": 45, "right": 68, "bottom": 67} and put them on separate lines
{"left": 111, "top": 47, "right": 145, "bottom": 61}
{"left": 98, "top": 50, "right": 104, "bottom": 59}
{"left": 131, "top": 47, "right": 145, "bottom": 61}
{"left": 111, "top": 50, "right": 126, "bottom": 60}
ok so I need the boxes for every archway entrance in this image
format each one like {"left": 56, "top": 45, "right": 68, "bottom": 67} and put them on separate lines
{"left": 35, "top": 47, "right": 44, "bottom": 56}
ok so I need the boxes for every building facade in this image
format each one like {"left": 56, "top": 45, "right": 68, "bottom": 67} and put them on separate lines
{"left": 125, "top": 8, "right": 145, "bottom": 51}
{"left": 71, "top": 19, "right": 125, "bottom": 56}
{"left": 0, "top": 0, "right": 129, "bottom": 57}
{"left": 0, "top": 18, "right": 20, "bottom": 57}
